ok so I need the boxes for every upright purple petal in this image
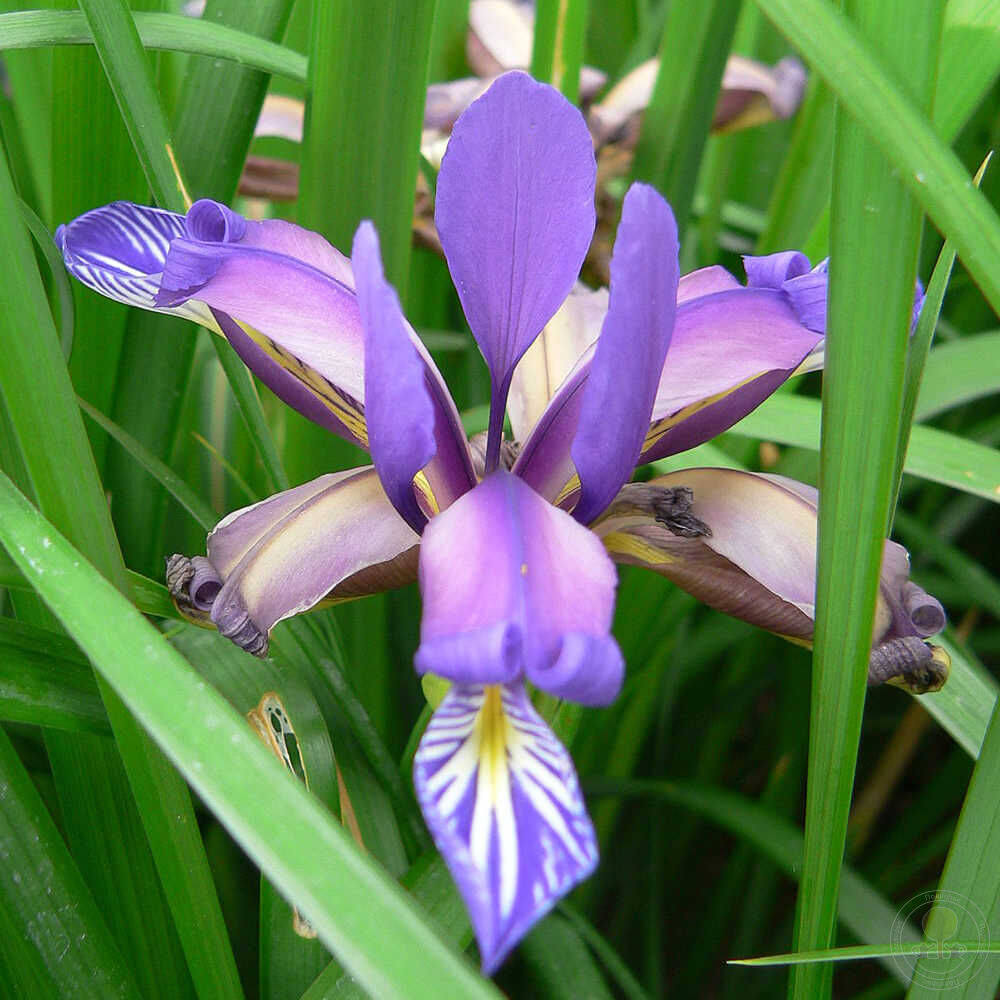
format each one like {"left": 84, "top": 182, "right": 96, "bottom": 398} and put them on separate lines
{"left": 570, "top": 184, "right": 679, "bottom": 525}
{"left": 55, "top": 201, "right": 214, "bottom": 326}
{"left": 416, "top": 470, "right": 623, "bottom": 704}
{"left": 435, "top": 72, "right": 596, "bottom": 407}
{"left": 413, "top": 682, "right": 598, "bottom": 973}
{"left": 352, "top": 222, "right": 439, "bottom": 532}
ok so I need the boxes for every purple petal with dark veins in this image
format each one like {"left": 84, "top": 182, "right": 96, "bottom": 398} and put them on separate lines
{"left": 570, "top": 184, "right": 678, "bottom": 525}
{"left": 413, "top": 682, "right": 598, "bottom": 973}
{"left": 204, "top": 467, "right": 419, "bottom": 655}
{"left": 352, "top": 221, "right": 438, "bottom": 532}
{"left": 435, "top": 72, "right": 596, "bottom": 401}
{"left": 54, "top": 201, "right": 214, "bottom": 326}
{"left": 416, "top": 470, "right": 622, "bottom": 703}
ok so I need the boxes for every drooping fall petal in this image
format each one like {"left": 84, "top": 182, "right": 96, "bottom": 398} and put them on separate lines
{"left": 594, "top": 468, "right": 946, "bottom": 689}
{"left": 413, "top": 681, "right": 598, "bottom": 973}
{"left": 416, "top": 470, "right": 623, "bottom": 705}
{"left": 570, "top": 183, "right": 679, "bottom": 525}
{"left": 168, "top": 468, "right": 418, "bottom": 655}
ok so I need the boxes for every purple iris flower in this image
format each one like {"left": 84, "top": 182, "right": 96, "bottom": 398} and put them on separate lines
{"left": 55, "top": 70, "right": 945, "bottom": 973}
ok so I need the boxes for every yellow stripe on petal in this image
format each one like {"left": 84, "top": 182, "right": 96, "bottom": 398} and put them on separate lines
{"left": 233, "top": 318, "right": 369, "bottom": 446}
{"left": 414, "top": 682, "right": 598, "bottom": 973}
{"left": 642, "top": 371, "right": 765, "bottom": 455}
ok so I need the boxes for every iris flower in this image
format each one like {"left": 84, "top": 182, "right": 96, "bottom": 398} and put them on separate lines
{"left": 56, "top": 71, "right": 945, "bottom": 973}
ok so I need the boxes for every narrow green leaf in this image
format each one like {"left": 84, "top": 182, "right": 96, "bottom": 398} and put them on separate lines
{"left": 906, "top": 701, "right": 1000, "bottom": 998}
{"left": 757, "top": 75, "right": 835, "bottom": 253}
{"left": 753, "top": 0, "right": 1000, "bottom": 324}
{"left": 585, "top": 778, "right": 921, "bottom": 985}
{"left": 301, "top": 0, "right": 434, "bottom": 298}
{"left": 78, "top": 0, "right": 190, "bottom": 210}
{"left": 729, "top": 394, "right": 1000, "bottom": 506}
{"left": 891, "top": 155, "right": 991, "bottom": 520}
{"left": 731, "top": 942, "right": 1000, "bottom": 967}
{"left": 19, "top": 198, "right": 73, "bottom": 358}
{"left": 0, "top": 470, "right": 500, "bottom": 1000}
{"left": 0, "top": 550, "right": 178, "bottom": 619}
{"left": 78, "top": 0, "right": 289, "bottom": 501}
{"left": 630, "top": 0, "right": 742, "bottom": 234}
{"left": 790, "top": 3, "right": 944, "bottom": 992}
{"left": 0, "top": 725, "right": 140, "bottom": 998}
{"left": 519, "top": 914, "right": 615, "bottom": 999}
{"left": 172, "top": 0, "right": 296, "bottom": 202}
{"left": 531, "top": 0, "right": 589, "bottom": 102}
{"left": 915, "top": 330, "right": 1000, "bottom": 421}
{"left": 934, "top": 0, "right": 1000, "bottom": 139}
{"left": 109, "top": 0, "right": 296, "bottom": 578}
{"left": 0, "top": 10, "right": 307, "bottom": 82}
{"left": 557, "top": 903, "right": 650, "bottom": 1000}
{"left": 0, "top": 616, "right": 108, "bottom": 734}
{"left": 79, "top": 395, "right": 217, "bottom": 532}
{"left": 1, "top": 129, "right": 240, "bottom": 1000}
{"left": 920, "top": 633, "right": 998, "bottom": 760}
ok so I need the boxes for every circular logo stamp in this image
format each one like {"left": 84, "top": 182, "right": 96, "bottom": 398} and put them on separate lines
{"left": 889, "top": 890, "right": 991, "bottom": 990}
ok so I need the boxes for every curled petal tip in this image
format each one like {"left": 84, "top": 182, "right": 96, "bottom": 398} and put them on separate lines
{"left": 414, "top": 683, "right": 598, "bottom": 974}
{"left": 415, "top": 623, "right": 524, "bottom": 686}
{"left": 533, "top": 632, "right": 624, "bottom": 706}
{"left": 869, "top": 638, "right": 949, "bottom": 694}
{"left": 185, "top": 199, "right": 247, "bottom": 243}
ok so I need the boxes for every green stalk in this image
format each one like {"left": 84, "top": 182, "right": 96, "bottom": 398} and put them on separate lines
{"left": 630, "top": 0, "right": 742, "bottom": 235}
{"left": 787, "top": 2, "right": 944, "bottom": 996}
{"left": 531, "top": 0, "right": 590, "bottom": 102}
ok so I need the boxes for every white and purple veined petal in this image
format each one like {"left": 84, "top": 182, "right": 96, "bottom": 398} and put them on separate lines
{"left": 54, "top": 202, "right": 216, "bottom": 327}
{"left": 413, "top": 681, "right": 598, "bottom": 973}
